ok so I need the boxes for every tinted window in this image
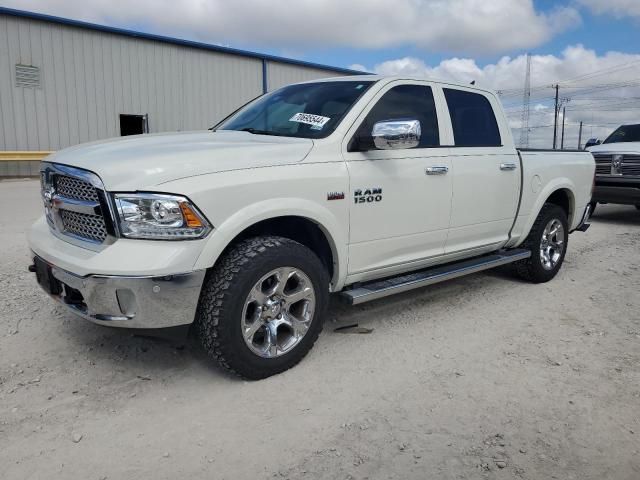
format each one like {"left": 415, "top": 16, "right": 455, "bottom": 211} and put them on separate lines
{"left": 444, "top": 89, "right": 501, "bottom": 146}
{"left": 219, "top": 81, "right": 374, "bottom": 139}
{"left": 603, "top": 124, "right": 640, "bottom": 144}
{"left": 352, "top": 85, "right": 440, "bottom": 150}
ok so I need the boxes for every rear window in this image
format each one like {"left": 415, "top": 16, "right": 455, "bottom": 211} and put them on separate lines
{"left": 443, "top": 89, "right": 501, "bottom": 147}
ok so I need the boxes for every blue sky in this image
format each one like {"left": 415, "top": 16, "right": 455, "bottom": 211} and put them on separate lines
{"left": 268, "top": 11, "right": 638, "bottom": 72}
{"left": 529, "top": 0, "right": 638, "bottom": 57}
{"left": 223, "top": 0, "right": 640, "bottom": 71}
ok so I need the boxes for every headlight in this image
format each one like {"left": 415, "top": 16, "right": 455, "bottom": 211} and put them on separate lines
{"left": 113, "top": 193, "right": 211, "bottom": 240}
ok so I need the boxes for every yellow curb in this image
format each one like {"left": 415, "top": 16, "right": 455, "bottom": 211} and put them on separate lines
{"left": 0, "top": 151, "right": 53, "bottom": 161}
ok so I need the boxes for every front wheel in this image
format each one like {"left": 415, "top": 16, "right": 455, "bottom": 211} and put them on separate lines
{"left": 194, "top": 236, "right": 329, "bottom": 380}
{"left": 514, "top": 204, "right": 569, "bottom": 283}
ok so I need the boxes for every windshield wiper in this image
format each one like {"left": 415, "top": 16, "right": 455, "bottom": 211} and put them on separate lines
{"left": 238, "top": 128, "right": 281, "bottom": 136}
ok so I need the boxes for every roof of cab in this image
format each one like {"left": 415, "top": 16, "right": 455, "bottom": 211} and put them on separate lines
{"left": 297, "top": 74, "right": 497, "bottom": 95}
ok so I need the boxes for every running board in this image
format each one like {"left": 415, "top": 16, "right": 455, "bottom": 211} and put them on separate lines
{"left": 339, "top": 249, "right": 531, "bottom": 305}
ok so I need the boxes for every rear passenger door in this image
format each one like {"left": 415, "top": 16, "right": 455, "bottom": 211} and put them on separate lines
{"left": 442, "top": 87, "right": 520, "bottom": 254}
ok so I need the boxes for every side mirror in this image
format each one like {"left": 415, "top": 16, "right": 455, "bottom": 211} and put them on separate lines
{"left": 584, "top": 138, "right": 602, "bottom": 149}
{"left": 371, "top": 119, "right": 421, "bottom": 150}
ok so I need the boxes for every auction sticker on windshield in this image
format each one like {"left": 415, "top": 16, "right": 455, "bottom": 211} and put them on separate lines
{"left": 289, "top": 113, "right": 331, "bottom": 129}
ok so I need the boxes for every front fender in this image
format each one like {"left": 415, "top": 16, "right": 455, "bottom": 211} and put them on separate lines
{"left": 158, "top": 161, "right": 350, "bottom": 290}
{"left": 193, "top": 198, "right": 349, "bottom": 290}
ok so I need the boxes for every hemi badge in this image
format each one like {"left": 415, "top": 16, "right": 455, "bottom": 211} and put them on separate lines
{"left": 327, "top": 192, "right": 345, "bottom": 201}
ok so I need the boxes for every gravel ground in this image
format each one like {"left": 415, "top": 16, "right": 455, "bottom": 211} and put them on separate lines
{"left": 1, "top": 178, "right": 639, "bottom": 480}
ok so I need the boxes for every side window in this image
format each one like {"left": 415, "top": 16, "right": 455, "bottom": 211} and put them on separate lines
{"left": 352, "top": 85, "right": 440, "bottom": 150}
{"left": 443, "top": 89, "right": 501, "bottom": 147}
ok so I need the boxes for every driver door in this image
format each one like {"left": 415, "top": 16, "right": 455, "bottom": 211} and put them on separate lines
{"left": 342, "top": 82, "right": 453, "bottom": 281}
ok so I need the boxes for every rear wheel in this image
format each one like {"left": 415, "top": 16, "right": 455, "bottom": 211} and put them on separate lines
{"left": 514, "top": 204, "right": 568, "bottom": 283}
{"left": 194, "top": 236, "right": 329, "bottom": 380}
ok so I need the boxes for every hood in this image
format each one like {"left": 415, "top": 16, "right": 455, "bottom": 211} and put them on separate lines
{"left": 47, "top": 130, "right": 314, "bottom": 190}
{"left": 589, "top": 142, "right": 640, "bottom": 154}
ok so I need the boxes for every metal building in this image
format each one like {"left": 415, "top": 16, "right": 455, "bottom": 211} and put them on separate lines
{"left": 0, "top": 7, "right": 361, "bottom": 176}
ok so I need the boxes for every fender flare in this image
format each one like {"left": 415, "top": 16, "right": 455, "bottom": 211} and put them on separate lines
{"left": 515, "top": 178, "right": 577, "bottom": 246}
{"left": 193, "top": 198, "right": 348, "bottom": 290}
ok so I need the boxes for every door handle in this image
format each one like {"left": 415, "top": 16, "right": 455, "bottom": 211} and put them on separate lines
{"left": 500, "top": 163, "right": 517, "bottom": 171}
{"left": 425, "top": 166, "right": 449, "bottom": 175}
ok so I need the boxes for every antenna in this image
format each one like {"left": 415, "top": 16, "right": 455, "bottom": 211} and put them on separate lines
{"left": 519, "top": 53, "right": 531, "bottom": 148}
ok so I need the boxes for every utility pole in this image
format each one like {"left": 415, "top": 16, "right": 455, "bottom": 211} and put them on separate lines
{"left": 578, "top": 121, "right": 583, "bottom": 150}
{"left": 560, "top": 106, "right": 566, "bottom": 150}
{"left": 519, "top": 53, "right": 531, "bottom": 148}
{"left": 552, "top": 84, "right": 559, "bottom": 149}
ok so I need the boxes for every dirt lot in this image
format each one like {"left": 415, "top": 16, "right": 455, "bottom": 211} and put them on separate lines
{"left": 1, "top": 178, "right": 639, "bottom": 480}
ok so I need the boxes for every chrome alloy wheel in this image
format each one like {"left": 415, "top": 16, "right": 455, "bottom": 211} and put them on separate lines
{"left": 241, "top": 267, "right": 316, "bottom": 358}
{"left": 539, "top": 219, "right": 565, "bottom": 270}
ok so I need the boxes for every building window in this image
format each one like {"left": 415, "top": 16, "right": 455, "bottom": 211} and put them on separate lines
{"left": 120, "top": 114, "right": 149, "bottom": 136}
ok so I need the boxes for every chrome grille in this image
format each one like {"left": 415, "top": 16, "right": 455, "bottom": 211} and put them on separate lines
{"left": 593, "top": 154, "right": 611, "bottom": 175}
{"left": 621, "top": 154, "right": 640, "bottom": 176}
{"left": 55, "top": 175, "right": 100, "bottom": 202}
{"left": 41, "top": 162, "right": 113, "bottom": 247}
{"left": 593, "top": 153, "right": 640, "bottom": 176}
{"left": 60, "top": 210, "right": 108, "bottom": 243}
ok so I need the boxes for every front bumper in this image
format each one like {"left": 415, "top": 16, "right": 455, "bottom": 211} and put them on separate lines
{"left": 593, "top": 176, "right": 640, "bottom": 205}
{"left": 31, "top": 254, "right": 206, "bottom": 328}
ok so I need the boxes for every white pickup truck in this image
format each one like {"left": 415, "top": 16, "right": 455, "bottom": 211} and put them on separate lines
{"left": 29, "top": 75, "right": 594, "bottom": 379}
{"left": 588, "top": 123, "right": 640, "bottom": 212}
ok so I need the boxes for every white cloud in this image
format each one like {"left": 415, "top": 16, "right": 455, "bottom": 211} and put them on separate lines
{"left": 577, "top": 0, "right": 640, "bottom": 18}
{"left": 3, "top": 0, "right": 580, "bottom": 55}
{"left": 355, "top": 45, "right": 640, "bottom": 148}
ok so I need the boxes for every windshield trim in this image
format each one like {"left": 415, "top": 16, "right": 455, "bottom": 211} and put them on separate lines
{"left": 214, "top": 80, "right": 377, "bottom": 139}
{"left": 210, "top": 93, "right": 263, "bottom": 131}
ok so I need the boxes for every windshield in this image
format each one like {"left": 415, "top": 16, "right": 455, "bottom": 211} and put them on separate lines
{"left": 603, "top": 124, "right": 640, "bottom": 144}
{"left": 217, "top": 81, "right": 374, "bottom": 139}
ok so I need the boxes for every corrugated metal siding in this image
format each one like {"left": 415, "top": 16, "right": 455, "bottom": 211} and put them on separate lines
{"left": 0, "top": 14, "right": 353, "bottom": 152}
{"left": 267, "top": 62, "right": 340, "bottom": 91}
{"left": 0, "top": 16, "right": 264, "bottom": 150}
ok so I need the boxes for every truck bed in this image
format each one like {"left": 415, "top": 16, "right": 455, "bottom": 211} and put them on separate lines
{"left": 506, "top": 148, "right": 594, "bottom": 247}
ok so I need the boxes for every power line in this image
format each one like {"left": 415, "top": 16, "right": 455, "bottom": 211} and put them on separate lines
{"left": 497, "top": 60, "right": 640, "bottom": 97}
{"left": 496, "top": 61, "right": 640, "bottom": 147}
{"left": 501, "top": 82, "right": 640, "bottom": 104}
{"left": 554, "top": 59, "right": 640, "bottom": 85}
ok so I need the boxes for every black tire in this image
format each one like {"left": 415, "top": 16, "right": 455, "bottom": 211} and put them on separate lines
{"left": 194, "top": 236, "right": 329, "bottom": 380}
{"left": 514, "top": 204, "right": 569, "bottom": 283}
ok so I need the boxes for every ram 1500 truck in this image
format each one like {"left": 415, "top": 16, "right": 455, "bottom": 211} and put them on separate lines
{"left": 28, "top": 76, "right": 595, "bottom": 379}
{"left": 588, "top": 123, "right": 640, "bottom": 212}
